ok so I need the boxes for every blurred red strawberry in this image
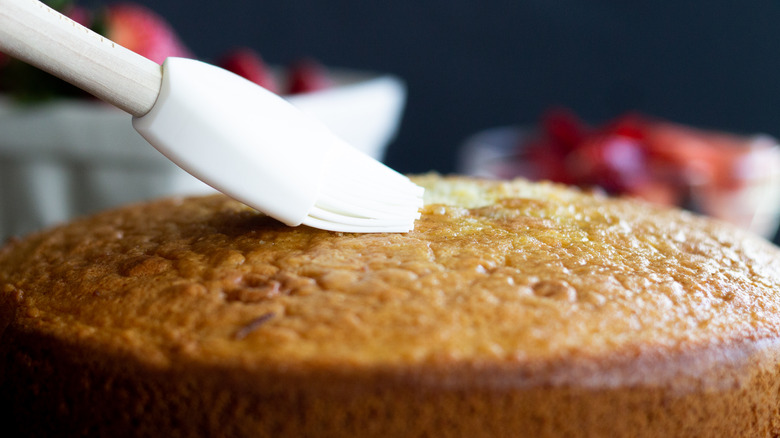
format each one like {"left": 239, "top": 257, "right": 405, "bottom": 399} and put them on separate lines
{"left": 540, "top": 107, "right": 588, "bottom": 155}
{"left": 645, "top": 122, "right": 761, "bottom": 191}
{"left": 525, "top": 146, "right": 573, "bottom": 184}
{"left": 566, "top": 130, "right": 651, "bottom": 194}
{"left": 103, "top": 3, "right": 191, "bottom": 64}
{"left": 65, "top": 4, "right": 91, "bottom": 27}
{"left": 601, "top": 112, "right": 648, "bottom": 140}
{"left": 627, "top": 179, "right": 681, "bottom": 206}
{"left": 217, "top": 48, "right": 279, "bottom": 93}
{"left": 286, "top": 58, "right": 334, "bottom": 94}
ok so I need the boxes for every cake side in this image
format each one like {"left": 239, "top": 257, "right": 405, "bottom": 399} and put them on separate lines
{"left": 2, "top": 325, "right": 779, "bottom": 437}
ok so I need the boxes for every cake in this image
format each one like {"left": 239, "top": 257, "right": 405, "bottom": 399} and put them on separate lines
{"left": 1, "top": 174, "right": 780, "bottom": 437}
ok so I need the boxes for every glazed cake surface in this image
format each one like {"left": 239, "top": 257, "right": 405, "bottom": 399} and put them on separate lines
{"left": 1, "top": 174, "right": 780, "bottom": 437}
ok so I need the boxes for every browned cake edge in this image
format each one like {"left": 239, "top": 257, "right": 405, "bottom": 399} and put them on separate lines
{"left": 2, "top": 319, "right": 779, "bottom": 437}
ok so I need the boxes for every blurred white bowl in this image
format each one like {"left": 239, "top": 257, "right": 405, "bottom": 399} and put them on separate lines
{"left": 458, "top": 126, "right": 532, "bottom": 179}
{"left": 458, "top": 125, "right": 780, "bottom": 239}
{"left": 0, "top": 70, "right": 406, "bottom": 239}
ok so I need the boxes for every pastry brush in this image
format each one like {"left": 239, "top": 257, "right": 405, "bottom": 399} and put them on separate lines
{"left": 0, "top": 0, "right": 423, "bottom": 233}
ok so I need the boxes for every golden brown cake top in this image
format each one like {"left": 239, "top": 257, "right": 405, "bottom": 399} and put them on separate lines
{"left": 2, "top": 174, "right": 780, "bottom": 387}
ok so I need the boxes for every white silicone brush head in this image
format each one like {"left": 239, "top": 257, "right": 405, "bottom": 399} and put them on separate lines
{"left": 133, "top": 58, "right": 424, "bottom": 233}
{"left": 303, "top": 140, "right": 424, "bottom": 232}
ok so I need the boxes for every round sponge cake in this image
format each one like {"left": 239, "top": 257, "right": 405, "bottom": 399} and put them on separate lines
{"left": 1, "top": 174, "right": 780, "bottom": 437}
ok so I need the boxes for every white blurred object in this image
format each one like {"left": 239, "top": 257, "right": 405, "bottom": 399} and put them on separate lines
{"left": 287, "top": 72, "right": 406, "bottom": 162}
{"left": 458, "top": 126, "right": 531, "bottom": 179}
{"left": 0, "top": 71, "right": 406, "bottom": 239}
{"left": 688, "top": 136, "right": 780, "bottom": 239}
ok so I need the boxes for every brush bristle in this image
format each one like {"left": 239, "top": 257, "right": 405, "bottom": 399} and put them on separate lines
{"left": 302, "top": 145, "right": 424, "bottom": 233}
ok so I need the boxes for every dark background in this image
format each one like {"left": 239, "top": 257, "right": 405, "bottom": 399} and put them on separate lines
{"left": 115, "top": 0, "right": 780, "bottom": 176}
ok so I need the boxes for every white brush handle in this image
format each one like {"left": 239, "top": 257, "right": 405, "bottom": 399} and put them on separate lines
{"left": 0, "top": 0, "right": 162, "bottom": 117}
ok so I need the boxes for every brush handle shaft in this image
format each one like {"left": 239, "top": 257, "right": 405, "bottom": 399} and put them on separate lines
{"left": 0, "top": 0, "right": 162, "bottom": 117}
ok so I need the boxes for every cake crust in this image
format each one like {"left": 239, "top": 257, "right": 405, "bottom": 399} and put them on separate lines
{"left": 2, "top": 174, "right": 780, "bottom": 436}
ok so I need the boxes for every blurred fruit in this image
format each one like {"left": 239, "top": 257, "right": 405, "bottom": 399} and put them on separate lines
{"left": 65, "top": 4, "right": 91, "bottom": 27}
{"left": 103, "top": 3, "right": 191, "bottom": 64}
{"left": 516, "top": 108, "right": 777, "bottom": 210}
{"left": 540, "top": 107, "right": 588, "bottom": 156}
{"left": 217, "top": 48, "right": 279, "bottom": 93}
{"left": 287, "top": 58, "right": 334, "bottom": 94}
{"left": 0, "top": 1, "right": 335, "bottom": 102}
{"left": 569, "top": 113, "right": 653, "bottom": 194}
{"left": 643, "top": 122, "right": 759, "bottom": 191}
{"left": 566, "top": 129, "right": 650, "bottom": 194}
